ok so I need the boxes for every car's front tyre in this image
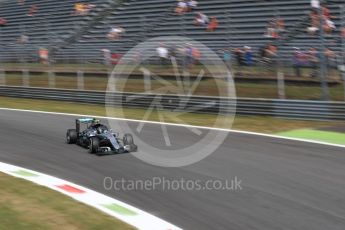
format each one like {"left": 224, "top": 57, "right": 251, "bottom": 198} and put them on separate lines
{"left": 123, "top": 134, "right": 137, "bottom": 152}
{"left": 89, "top": 137, "right": 100, "bottom": 154}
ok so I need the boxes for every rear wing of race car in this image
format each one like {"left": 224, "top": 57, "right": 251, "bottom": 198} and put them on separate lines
{"left": 76, "top": 118, "right": 98, "bottom": 133}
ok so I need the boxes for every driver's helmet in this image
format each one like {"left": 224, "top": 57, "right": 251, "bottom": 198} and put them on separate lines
{"left": 97, "top": 125, "right": 108, "bottom": 134}
{"left": 91, "top": 119, "right": 100, "bottom": 126}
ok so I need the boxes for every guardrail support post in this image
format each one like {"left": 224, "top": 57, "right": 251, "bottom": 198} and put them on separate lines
{"left": 275, "top": 9, "right": 286, "bottom": 99}
{"left": 140, "top": 67, "right": 152, "bottom": 92}
{"left": 0, "top": 69, "right": 5, "bottom": 85}
{"left": 22, "top": 69, "right": 29, "bottom": 87}
{"left": 77, "top": 70, "right": 84, "bottom": 90}
{"left": 48, "top": 71, "right": 55, "bottom": 88}
{"left": 318, "top": 3, "right": 330, "bottom": 101}
{"left": 277, "top": 70, "right": 286, "bottom": 99}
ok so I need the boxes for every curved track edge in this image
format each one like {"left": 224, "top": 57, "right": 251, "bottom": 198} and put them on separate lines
{"left": 0, "top": 162, "right": 182, "bottom": 230}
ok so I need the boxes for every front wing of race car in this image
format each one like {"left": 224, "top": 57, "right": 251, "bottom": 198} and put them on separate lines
{"left": 97, "top": 133, "right": 137, "bottom": 154}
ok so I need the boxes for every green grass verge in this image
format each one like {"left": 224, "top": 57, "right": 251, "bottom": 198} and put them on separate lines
{"left": 0, "top": 173, "right": 135, "bottom": 230}
{"left": 2, "top": 63, "right": 341, "bottom": 78}
{"left": 278, "top": 129, "right": 345, "bottom": 146}
{"left": 3, "top": 73, "right": 345, "bottom": 101}
{"left": 0, "top": 96, "right": 339, "bottom": 134}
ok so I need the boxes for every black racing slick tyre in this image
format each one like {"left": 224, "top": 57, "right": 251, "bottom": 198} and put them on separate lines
{"left": 89, "top": 137, "right": 100, "bottom": 154}
{"left": 123, "top": 134, "right": 134, "bottom": 145}
{"left": 123, "top": 134, "right": 137, "bottom": 152}
{"left": 66, "top": 129, "right": 77, "bottom": 144}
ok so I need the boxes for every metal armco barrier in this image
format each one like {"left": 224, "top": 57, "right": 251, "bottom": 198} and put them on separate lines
{"left": 0, "top": 86, "right": 344, "bottom": 121}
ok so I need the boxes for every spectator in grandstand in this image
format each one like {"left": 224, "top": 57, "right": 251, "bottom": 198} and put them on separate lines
{"left": 308, "top": 8, "right": 320, "bottom": 34}
{"left": 292, "top": 47, "right": 305, "bottom": 78}
{"left": 324, "top": 47, "right": 336, "bottom": 68}
{"left": 311, "top": 0, "right": 320, "bottom": 10}
{"left": 276, "top": 17, "right": 285, "bottom": 32}
{"left": 307, "top": 47, "right": 319, "bottom": 78}
{"left": 27, "top": 5, "right": 38, "bottom": 17}
{"left": 265, "top": 17, "right": 284, "bottom": 38}
{"left": 187, "top": 0, "right": 198, "bottom": 11}
{"left": 169, "top": 45, "right": 178, "bottom": 60}
{"left": 244, "top": 46, "right": 254, "bottom": 66}
{"left": 175, "top": 0, "right": 188, "bottom": 15}
{"left": 342, "top": 27, "right": 345, "bottom": 39}
{"left": 75, "top": 3, "right": 95, "bottom": 16}
{"left": 178, "top": 44, "right": 195, "bottom": 70}
{"left": 111, "top": 53, "right": 123, "bottom": 65}
{"left": 207, "top": 17, "right": 219, "bottom": 32}
{"left": 39, "top": 47, "right": 49, "bottom": 65}
{"left": 85, "top": 4, "right": 96, "bottom": 14}
{"left": 259, "top": 45, "right": 268, "bottom": 62}
{"left": 266, "top": 43, "right": 277, "bottom": 57}
{"left": 192, "top": 46, "right": 201, "bottom": 64}
{"left": 18, "top": 0, "right": 25, "bottom": 5}
{"left": 265, "top": 20, "right": 276, "bottom": 38}
{"left": 74, "top": 3, "right": 85, "bottom": 15}
{"left": 234, "top": 48, "right": 244, "bottom": 67}
{"left": 194, "top": 12, "right": 209, "bottom": 26}
{"left": 185, "top": 44, "right": 195, "bottom": 69}
{"left": 107, "top": 26, "right": 125, "bottom": 40}
{"left": 321, "top": 3, "right": 336, "bottom": 34}
{"left": 308, "top": 3, "right": 335, "bottom": 35}
{"left": 18, "top": 34, "right": 29, "bottom": 44}
{"left": 220, "top": 48, "right": 232, "bottom": 69}
{"left": 156, "top": 43, "right": 169, "bottom": 66}
{"left": 234, "top": 48, "right": 244, "bottom": 76}
{"left": 0, "top": 18, "right": 7, "bottom": 27}
{"left": 261, "top": 43, "right": 277, "bottom": 67}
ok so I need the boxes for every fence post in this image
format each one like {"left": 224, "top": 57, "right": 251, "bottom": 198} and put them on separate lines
{"left": 318, "top": 2, "right": 330, "bottom": 100}
{"left": 46, "top": 16, "right": 56, "bottom": 88}
{"left": 22, "top": 44, "right": 30, "bottom": 87}
{"left": 341, "top": 5, "right": 345, "bottom": 101}
{"left": 0, "top": 27, "right": 5, "bottom": 85}
{"left": 0, "top": 69, "right": 5, "bottom": 85}
{"left": 275, "top": 10, "right": 286, "bottom": 99}
{"left": 77, "top": 70, "right": 84, "bottom": 90}
{"left": 20, "top": 25, "right": 30, "bottom": 87}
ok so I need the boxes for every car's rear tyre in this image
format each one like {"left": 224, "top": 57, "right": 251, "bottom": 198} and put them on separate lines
{"left": 66, "top": 129, "right": 77, "bottom": 144}
{"left": 89, "top": 137, "right": 100, "bottom": 154}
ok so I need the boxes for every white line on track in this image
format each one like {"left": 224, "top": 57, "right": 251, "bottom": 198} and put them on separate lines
{"left": 0, "top": 107, "right": 344, "bottom": 149}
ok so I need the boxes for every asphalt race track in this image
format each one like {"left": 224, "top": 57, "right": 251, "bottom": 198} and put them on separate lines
{"left": 1, "top": 109, "right": 345, "bottom": 230}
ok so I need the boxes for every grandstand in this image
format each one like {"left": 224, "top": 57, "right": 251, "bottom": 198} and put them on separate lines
{"left": 0, "top": 0, "right": 344, "bottom": 64}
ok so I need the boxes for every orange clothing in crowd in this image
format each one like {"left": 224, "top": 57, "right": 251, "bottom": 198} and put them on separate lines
{"left": 322, "top": 6, "right": 330, "bottom": 19}
{"left": 39, "top": 48, "right": 49, "bottom": 64}
{"left": 192, "top": 48, "right": 201, "bottom": 60}
{"left": 0, "top": 18, "right": 7, "bottom": 26}
{"left": 207, "top": 17, "right": 218, "bottom": 31}
{"left": 75, "top": 3, "right": 85, "bottom": 13}
{"left": 267, "top": 44, "right": 277, "bottom": 56}
{"left": 28, "top": 5, "right": 37, "bottom": 16}
{"left": 277, "top": 18, "right": 285, "bottom": 30}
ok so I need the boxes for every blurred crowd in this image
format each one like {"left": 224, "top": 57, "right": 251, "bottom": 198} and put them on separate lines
{"left": 0, "top": 0, "right": 343, "bottom": 75}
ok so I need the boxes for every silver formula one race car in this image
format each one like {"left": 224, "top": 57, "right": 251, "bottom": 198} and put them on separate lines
{"left": 66, "top": 118, "right": 137, "bottom": 155}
